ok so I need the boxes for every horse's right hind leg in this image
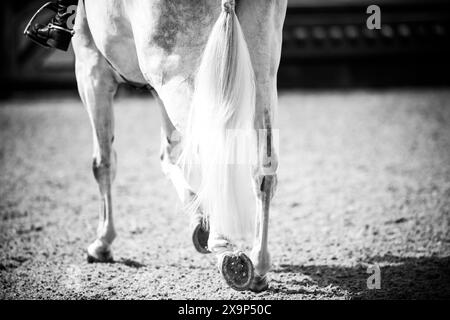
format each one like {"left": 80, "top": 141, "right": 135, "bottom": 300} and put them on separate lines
{"left": 73, "top": 22, "right": 119, "bottom": 263}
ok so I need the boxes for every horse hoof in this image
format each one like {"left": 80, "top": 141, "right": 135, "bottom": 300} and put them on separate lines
{"left": 192, "top": 223, "right": 210, "bottom": 254}
{"left": 219, "top": 251, "right": 254, "bottom": 291}
{"left": 86, "top": 249, "right": 114, "bottom": 263}
{"left": 249, "top": 273, "right": 269, "bottom": 292}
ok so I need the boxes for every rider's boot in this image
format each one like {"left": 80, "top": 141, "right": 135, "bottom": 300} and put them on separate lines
{"left": 25, "top": 1, "right": 75, "bottom": 51}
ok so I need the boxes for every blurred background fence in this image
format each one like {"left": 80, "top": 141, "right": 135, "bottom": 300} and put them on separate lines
{"left": 1, "top": 0, "right": 449, "bottom": 96}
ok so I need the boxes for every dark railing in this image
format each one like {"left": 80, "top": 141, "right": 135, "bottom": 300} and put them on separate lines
{"left": 280, "top": 0, "right": 450, "bottom": 87}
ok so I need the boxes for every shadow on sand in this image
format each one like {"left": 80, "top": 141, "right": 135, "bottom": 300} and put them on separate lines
{"left": 114, "top": 258, "right": 146, "bottom": 269}
{"left": 271, "top": 254, "right": 450, "bottom": 299}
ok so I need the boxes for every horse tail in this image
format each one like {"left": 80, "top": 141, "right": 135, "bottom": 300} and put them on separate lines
{"left": 180, "top": 0, "right": 256, "bottom": 242}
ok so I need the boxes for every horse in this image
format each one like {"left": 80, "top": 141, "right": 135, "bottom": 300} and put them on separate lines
{"left": 72, "top": 0, "right": 287, "bottom": 292}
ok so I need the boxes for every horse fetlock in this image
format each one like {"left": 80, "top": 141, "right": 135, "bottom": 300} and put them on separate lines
{"left": 98, "top": 228, "right": 116, "bottom": 245}
{"left": 250, "top": 248, "right": 271, "bottom": 277}
{"left": 208, "top": 235, "right": 234, "bottom": 255}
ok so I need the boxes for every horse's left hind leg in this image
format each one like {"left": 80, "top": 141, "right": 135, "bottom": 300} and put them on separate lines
{"left": 82, "top": 72, "right": 118, "bottom": 263}
{"left": 74, "top": 32, "right": 119, "bottom": 263}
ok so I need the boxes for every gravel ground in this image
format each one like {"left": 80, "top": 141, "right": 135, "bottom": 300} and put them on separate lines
{"left": 0, "top": 89, "right": 449, "bottom": 300}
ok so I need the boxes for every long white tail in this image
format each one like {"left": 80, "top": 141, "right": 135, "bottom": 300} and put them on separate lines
{"left": 180, "top": 0, "right": 256, "bottom": 241}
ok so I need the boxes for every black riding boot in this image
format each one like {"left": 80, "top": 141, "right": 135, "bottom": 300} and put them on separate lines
{"left": 25, "top": 0, "right": 77, "bottom": 51}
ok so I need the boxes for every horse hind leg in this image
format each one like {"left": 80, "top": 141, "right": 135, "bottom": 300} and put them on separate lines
{"left": 74, "top": 32, "right": 119, "bottom": 263}
{"left": 233, "top": 0, "right": 285, "bottom": 292}
{"left": 248, "top": 82, "right": 279, "bottom": 293}
{"left": 83, "top": 72, "right": 118, "bottom": 263}
{"left": 152, "top": 89, "right": 210, "bottom": 254}
{"left": 249, "top": 159, "right": 277, "bottom": 292}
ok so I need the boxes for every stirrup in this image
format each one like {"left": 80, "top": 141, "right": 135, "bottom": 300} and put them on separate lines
{"left": 23, "top": 2, "right": 74, "bottom": 49}
{"left": 47, "top": 22, "right": 75, "bottom": 35}
{"left": 23, "top": 2, "right": 57, "bottom": 47}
